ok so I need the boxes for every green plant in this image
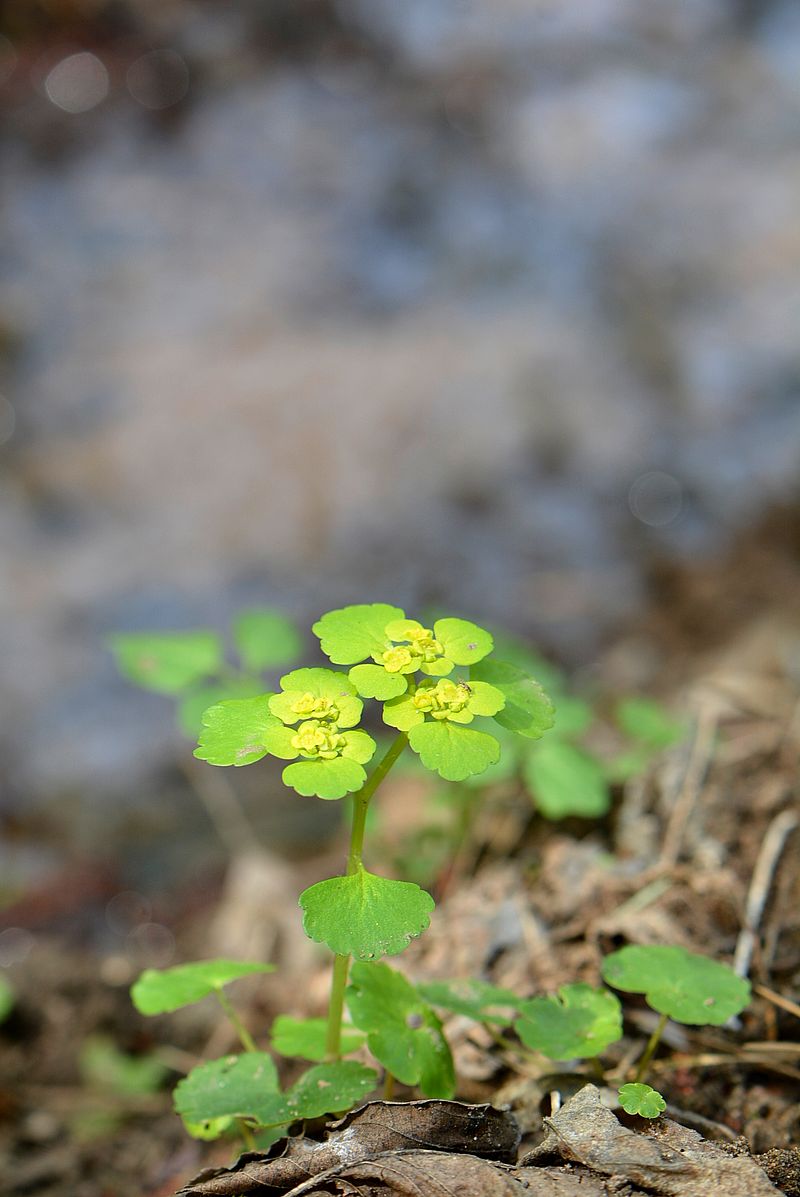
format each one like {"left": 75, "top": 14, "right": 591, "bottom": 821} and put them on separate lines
{"left": 0, "top": 977, "right": 13, "bottom": 1024}
{"left": 128, "top": 603, "right": 554, "bottom": 1144}
{"left": 618, "top": 1082, "right": 666, "bottom": 1118}
{"left": 109, "top": 608, "right": 302, "bottom": 737}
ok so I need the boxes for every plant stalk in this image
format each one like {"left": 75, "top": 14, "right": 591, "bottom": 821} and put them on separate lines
{"left": 634, "top": 1011, "right": 669, "bottom": 1083}
{"left": 324, "top": 732, "right": 408, "bottom": 1061}
{"left": 216, "top": 988, "right": 258, "bottom": 1054}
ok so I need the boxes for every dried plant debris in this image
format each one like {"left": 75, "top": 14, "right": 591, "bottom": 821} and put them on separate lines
{"left": 175, "top": 1089, "right": 784, "bottom": 1197}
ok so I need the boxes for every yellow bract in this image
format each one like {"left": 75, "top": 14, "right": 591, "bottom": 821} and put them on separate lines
{"left": 291, "top": 692, "right": 337, "bottom": 720}
{"left": 412, "top": 679, "right": 471, "bottom": 721}
{"left": 291, "top": 720, "right": 347, "bottom": 760}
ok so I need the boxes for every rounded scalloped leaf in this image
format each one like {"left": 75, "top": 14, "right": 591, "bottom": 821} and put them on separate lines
{"left": 382, "top": 691, "right": 424, "bottom": 732}
{"left": 470, "top": 660, "right": 554, "bottom": 740}
{"left": 282, "top": 1061, "right": 377, "bottom": 1120}
{"left": 131, "top": 959, "right": 275, "bottom": 1015}
{"left": 194, "top": 696, "right": 278, "bottom": 767}
{"left": 516, "top": 983, "right": 623, "bottom": 1060}
{"left": 270, "top": 668, "right": 362, "bottom": 728}
{"left": 601, "top": 945, "right": 751, "bottom": 1025}
{"left": 271, "top": 1016, "right": 366, "bottom": 1062}
{"left": 299, "top": 867, "right": 434, "bottom": 960}
{"left": 313, "top": 604, "right": 405, "bottom": 665}
{"left": 282, "top": 756, "right": 367, "bottom": 800}
{"left": 349, "top": 664, "right": 409, "bottom": 701}
{"left": 523, "top": 740, "right": 610, "bottom": 819}
{"left": 346, "top": 962, "right": 455, "bottom": 1098}
{"left": 109, "top": 631, "right": 223, "bottom": 694}
{"left": 618, "top": 1083, "right": 667, "bottom": 1119}
{"left": 433, "top": 618, "right": 493, "bottom": 666}
{"left": 174, "top": 1052, "right": 283, "bottom": 1126}
{"left": 232, "top": 609, "right": 302, "bottom": 672}
{"left": 408, "top": 721, "right": 501, "bottom": 781}
{"left": 341, "top": 729, "right": 377, "bottom": 765}
{"left": 416, "top": 978, "right": 524, "bottom": 1023}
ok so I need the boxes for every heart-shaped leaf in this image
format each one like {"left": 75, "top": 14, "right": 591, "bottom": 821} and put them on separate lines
{"left": 601, "top": 945, "right": 750, "bottom": 1025}
{"left": 131, "top": 959, "right": 274, "bottom": 1015}
{"left": 300, "top": 867, "right": 434, "bottom": 960}
{"left": 194, "top": 696, "right": 278, "bottom": 766}
{"left": 313, "top": 604, "right": 405, "bottom": 665}
{"left": 408, "top": 721, "right": 500, "bottom": 781}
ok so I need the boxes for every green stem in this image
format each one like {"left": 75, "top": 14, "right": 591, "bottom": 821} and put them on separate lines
{"left": 216, "top": 988, "right": 258, "bottom": 1054}
{"left": 237, "top": 1119, "right": 256, "bottom": 1151}
{"left": 324, "top": 732, "right": 408, "bottom": 1061}
{"left": 634, "top": 1012, "right": 669, "bottom": 1083}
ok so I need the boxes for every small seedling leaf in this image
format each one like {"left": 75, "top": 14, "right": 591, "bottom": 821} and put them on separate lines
{"left": 194, "top": 696, "right": 279, "bottom": 766}
{"left": 601, "top": 945, "right": 751, "bottom": 1025}
{"left": 109, "top": 631, "right": 223, "bottom": 694}
{"left": 615, "top": 698, "right": 684, "bottom": 749}
{"left": 313, "top": 603, "right": 405, "bottom": 664}
{"left": 174, "top": 1052, "right": 283, "bottom": 1126}
{"left": 282, "top": 1061, "right": 377, "bottom": 1120}
{"left": 131, "top": 959, "right": 275, "bottom": 1015}
{"left": 432, "top": 618, "right": 493, "bottom": 666}
{"left": 269, "top": 668, "right": 363, "bottom": 728}
{"left": 408, "top": 721, "right": 501, "bottom": 781}
{"left": 618, "top": 1082, "right": 667, "bottom": 1118}
{"left": 0, "top": 977, "right": 13, "bottom": 1024}
{"left": 523, "top": 739, "right": 610, "bottom": 819}
{"left": 232, "top": 609, "right": 302, "bottom": 672}
{"left": 416, "top": 978, "right": 524, "bottom": 1023}
{"left": 516, "top": 983, "right": 623, "bottom": 1060}
{"left": 349, "top": 663, "right": 409, "bottom": 700}
{"left": 79, "top": 1035, "right": 168, "bottom": 1096}
{"left": 271, "top": 1016, "right": 366, "bottom": 1062}
{"left": 178, "top": 678, "right": 264, "bottom": 738}
{"left": 347, "top": 962, "right": 455, "bottom": 1098}
{"left": 299, "top": 867, "right": 434, "bottom": 960}
{"left": 470, "top": 660, "right": 555, "bottom": 740}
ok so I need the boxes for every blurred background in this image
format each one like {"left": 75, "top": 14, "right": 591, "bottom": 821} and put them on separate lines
{"left": 2, "top": 0, "right": 800, "bottom": 873}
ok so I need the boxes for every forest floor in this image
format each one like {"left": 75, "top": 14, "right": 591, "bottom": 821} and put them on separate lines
{"left": 2, "top": 511, "right": 799, "bottom": 1196}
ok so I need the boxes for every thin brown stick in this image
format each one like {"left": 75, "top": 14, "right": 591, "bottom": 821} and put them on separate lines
{"left": 660, "top": 699, "right": 719, "bottom": 867}
{"left": 733, "top": 808, "right": 799, "bottom": 981}
{"left": 754, "top": 982, "right": 800, "bottom": 1021}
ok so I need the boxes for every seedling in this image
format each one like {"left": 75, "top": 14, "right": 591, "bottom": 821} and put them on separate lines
{"left": 127, "top": 603, "right": 554, "bottom": 1142}
{"left": 0, "top": 978, "right": 13, "bottom": 1025}
{"left": 618, "top": 1082, "right": 667, "bottom": 1119}
{"left": 515, "top": 983, "right": 623, "bottom": 1061}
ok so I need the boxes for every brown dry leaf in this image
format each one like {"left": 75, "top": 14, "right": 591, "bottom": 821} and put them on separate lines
{"left": 176, "top": 1100, "right": 521, "bottom": 1195}
{"left": 524, "top": 1084, "right": 782, "bottom": 1197}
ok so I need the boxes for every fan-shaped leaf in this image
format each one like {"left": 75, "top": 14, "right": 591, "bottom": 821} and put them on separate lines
{"left": 516, "top": 983, "right": 622, "bottom": 1060}
{"left": 131, "top": 959, "right": 274, "bottom": 1015}
{"left": 470, "top": 660, "right": 554, "bottom": 740}
{"left": 300, "top": 867, "right": 434, "bottom": 960}
{"left": 601, "top": 945, "right": 750, "bottom": 1025}
{"left": 408, "top": 721, "right": 500, "bottom": 781}
{"left": 313, "top": 604, "right": 405, "bottom": 665}
{"left": 194, "top": 696, "right": 278, "bottom": 766}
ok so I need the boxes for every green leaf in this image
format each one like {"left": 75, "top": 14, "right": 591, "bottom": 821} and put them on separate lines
{"left": 178, "top": 678, "right": 264, "bottom": 738}
{"left": 283, "top": 756, "right": 368, "bottom": 800}
{"left": 194, "top": 696, "right": 278, "bottom": 766}
{"left": 551, "top": 696, "right": 593, "bottom": 739}
{"left": 601, "top": 945, "right": 751, "bottom": 1026}
{"left": 516, "top": 984, "right": 622, "bottom": 1060}
{"left": 271, "top": 1016, "right": 366, "bottom": 1062}
{"left": 523, "top": 740, "right": 610, "bottom": 819}
{"left": 131, "top": 959, "right": 275, "bottom": 1015}
{"left": 174, "top": 1052, "right": 283, "bottom": 1126}
{"left": 79, "top": 1036, "right": 168, "bottom": 1096}
{"left": 408, "top": 721, "right": 500, "bottom": 781}
{"left": 269, "top": 668, "right": 363, "bottom": 728}
{"left": 299, "top": 867, "right": 435, "bottom": 960}
{"left": 470, "top": 660, "right": 554, "bottom": 740}
{"left": 349, "top": 664, "right": 409, "bottom": 701}
{"left": 382, "top": 691, "right": 424, "bottom": 731}
{"left": 109, "top": 631, "right": 223, "bottom": 694}
{"left": 0, "top": 977, "right": 13, "bottom": 1024}
{"left": 313, "top": 603, "right": 405, "bottom": 665}
{"left": 433, "top": 618, "right": 493, "bottom": 666}
{"left": 461, "top": 722, "right": 522, "bottom": 788}
{"left": 346, "top": 962, "right": 455, "bottom": 1098}
{"left": 416, "top": 978, "right": 524, "bottom": 1023}
{"left": 616, "top": 698, "right": 684, "bottom": 749}
{"left": 182, "top": 1115, "right": 235, "bottom": 1141}
{"left": 282, "top": 1061, "right": 377, "bottom": 1120}
{"left": 232, "top": 609, "right": 302, "bottom": 672}
{"left": 618, "top": 1082, "right": 667, "bottom": 1118}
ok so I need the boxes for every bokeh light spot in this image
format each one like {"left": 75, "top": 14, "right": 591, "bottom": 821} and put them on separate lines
{"left": 126, "top": 49, "right": 189, "bottom": 110}
{"left": 628, "top": 470, "right": 683, "bottom": 527}
{"left": 44, "top": 52, "right": 109, "bottom": 114}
